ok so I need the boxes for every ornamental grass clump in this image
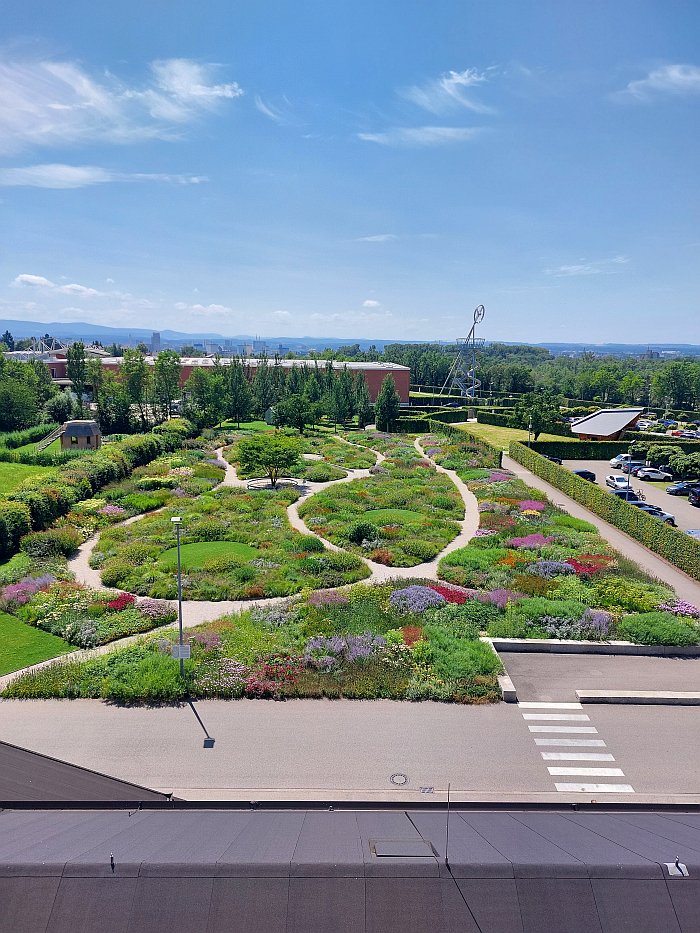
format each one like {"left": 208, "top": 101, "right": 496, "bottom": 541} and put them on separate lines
{"left": 389, "top": 585, "right": 446, "bottom": 614}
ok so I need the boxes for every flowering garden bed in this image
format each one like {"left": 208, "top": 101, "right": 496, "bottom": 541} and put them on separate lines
{"left": 2, "top": 581, "right": 502, "bottom": 702}
{"left": 298, "top": 438, "right": 463, "bottom": 566}
{"left": 428, "top": 435, "right": 700, "bottom": 647}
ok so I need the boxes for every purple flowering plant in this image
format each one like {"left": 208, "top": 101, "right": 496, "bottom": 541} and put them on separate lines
{"left": 506, "top": 533, "right": 555, "bottom": 549}
{"left": 389, "top": 585, "right": 446, "bottom": 614}
{"left": 304, "top": 632, "right": 386, "bottom": 669}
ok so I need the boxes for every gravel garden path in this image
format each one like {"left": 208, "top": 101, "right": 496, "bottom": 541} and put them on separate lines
{"left": 1, "top": 435, "right": 483, "bottom": 688}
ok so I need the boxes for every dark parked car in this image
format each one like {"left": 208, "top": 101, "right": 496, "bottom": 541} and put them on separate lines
{"left": 610, "top": 488, "right": 640, "bottom": 501}
{"left": 666, "top": 481, "right": 700, "bottom": 496}
{"left": 572, "top": 469, "right": 596, "bottom": 482}
{"left": 690, "top": 487, "right": 700, "bottom": 508}
{"left": 543, "top": 454, "right": 563, "bottom": 465}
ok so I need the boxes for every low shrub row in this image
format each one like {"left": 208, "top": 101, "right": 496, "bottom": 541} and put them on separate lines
{"left": 0, "top": 419, "right": 198, "bottom": 558}
{"left": 0, "top": 423, "right": 60, "bottom": 449}
{"left": 509, "top": 440, "right": 700, "bottom": 581}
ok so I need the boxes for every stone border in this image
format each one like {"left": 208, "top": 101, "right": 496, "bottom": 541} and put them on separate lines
{"left": 577, "top": 690, "right": 700, "bottom": 705}
{"left": 486, "top": 636, "right": 700, "bottom": 657}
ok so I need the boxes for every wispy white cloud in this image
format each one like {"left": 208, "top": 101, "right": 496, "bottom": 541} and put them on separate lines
{"left": 254, "top": 94, "right": 298, "bottom": 126}
{"left": 174, "top": 301, "right": 232, "bottom": 315}
{"left": 355, "top": 233, "right": 398, "bottom": 242}
{"left": 544, "top": 256, "right": 629, "bottom": 277}
{"left": 619, "top": 64, "right": 700, "bottom": 100}
{"left": 272, "top": 309, "right": 291, "bottom": 319}
{"left": 358, "top": 126, "right": 482, "bottom": 147}
{"left": 12, "top": 272, "right": 102, "bottom": 296}
{"left": 362, "top": 299, "right": 381, "bottom": 308}
{"left": 0, "top": 163, "right": 207, "bottom": 188}
{"left": 0, "top": 58, "right": 242, "bottom": 154}
{"left": 400, "top": 68, "right": 494, "bottom": 115}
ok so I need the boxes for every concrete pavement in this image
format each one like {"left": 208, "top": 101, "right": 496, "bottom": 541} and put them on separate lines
{"left": 2, "top": 697, "right": 699, "bottom": 804}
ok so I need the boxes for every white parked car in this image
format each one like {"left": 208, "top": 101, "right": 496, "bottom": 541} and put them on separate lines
{"left": 606, "top": 475, "right": 632, "bottom": 489}
{"left": 609, "top": 454, "right": 631, "bottom": 467}
{"left": 635, "top": 467, "right": 673, "bottom": 481}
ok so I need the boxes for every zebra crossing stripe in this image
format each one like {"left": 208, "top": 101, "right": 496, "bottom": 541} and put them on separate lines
{"left": 528, "top": 725, "right": 598, "bottom": 733}
{"left": 522, "top": 713, "right": 590, "bottom": 721}
{"left": 534, "top": 738, "right": 606, "bottom": 746}
{"left": 548, "top": 767, "right": 625, "bottom": 777}
{"left": 541, "top": 753, "right": 615, "bottom": 761}
{"left": 554, "top": 783, "right": 635, "bottom": 793}
{"left": 518, "top": 701, "right": 583, "bottom": 709}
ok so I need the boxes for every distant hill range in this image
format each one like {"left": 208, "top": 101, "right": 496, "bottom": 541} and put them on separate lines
{"left": 0, "top": 318, "right": 698, "bottom": 356}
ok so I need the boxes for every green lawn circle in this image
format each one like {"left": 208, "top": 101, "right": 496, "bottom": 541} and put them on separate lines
{"left": 363, "top": 508, "right": 424, "bottom": 524}
{"left": 158, "top": 540, "right": 260, "bottom": 570}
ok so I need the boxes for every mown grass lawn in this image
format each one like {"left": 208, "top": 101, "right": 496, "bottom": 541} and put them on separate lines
{"left": 0, "top": 461, "right": 56, "bottom": 496}
{"left": 158, "top": 540, "right": 261, "bottom": 570}
{"left": 0, "top": 611, "right": 71, "bottom": 676}
{"left": 363, "top": 508, "right": 425, "bottom": 524}
{"left": 455, "top": 422, "right": 573, "bottom": 450}
{"left": 11, "top": 438, "right": 61, "bottom": 455}
{"left": 219, "top": 420, "right": 274, "bottom": 432}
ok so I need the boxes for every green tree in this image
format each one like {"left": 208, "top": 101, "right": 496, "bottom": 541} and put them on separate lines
{"left": 334, "top": 366, "right": 355, "bottom": 424}
{"left": 374, "top": 375, "right": 401, "bottom": 431}
{"left": 1, "top": 330, "right": 14, "bottom": 351}
{"left": 121, "top": 349, "right": 151, "bottom": 430}
{"left": 153, "top": 350, "right": 182, "bottom": 421}
{"left": 66, "top": 342, "right": 87, "bottom": 415}
{"left": 0, "top": 380, "right": 38, "bottom": 429}
{"left": 236, "top": 433, "right": 301, "bottom": 488}
{"left": 96, "top": 373, "right": 133, "bottom": 433}
{"left": 43, "top": 390, "right": 74, "bottom": 424}
{"left": 274, "top": 393, "right": 313, "bottom": 434}
{"left": 510, "top": 389, "right": 562, "bottom": 441}
{"left": 353, "top": 375, "right": 373, "bottom": 427}
{"left": 86, "top": 358, "right": 105, "bottom": 409}
{"left": 224, "top": 359, "right": 253, "bottom": 427}
{"left": 184, "top": 367, "right": 226, "bottom": 427}
{"left": 28, "top": 358, "right": 57, "bottom": 405}
{"left": 252, "top": 359, "right": 275, "bottom": 417}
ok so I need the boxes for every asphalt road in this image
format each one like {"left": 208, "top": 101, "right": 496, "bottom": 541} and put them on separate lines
{"left": 499, "top": 651, "right": 700, "bottom": 701}
{"left": 2, "top": 697, "right": 699, "bottom": 803}
{"left": 563, "top": 459, "right": 700, "bottom": 532}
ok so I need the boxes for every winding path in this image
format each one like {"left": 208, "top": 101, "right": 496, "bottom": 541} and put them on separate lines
{"left": 1, "top": 436, "right": 481, "bottom": 688}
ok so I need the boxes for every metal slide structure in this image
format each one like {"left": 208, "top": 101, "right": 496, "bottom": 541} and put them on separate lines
{"left": 439, "top": 304, "right": 486, "bottom": 399}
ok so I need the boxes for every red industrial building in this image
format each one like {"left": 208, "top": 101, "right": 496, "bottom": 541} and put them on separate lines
{"left": 98, "top": 357, "right": 411, "bottom": 403}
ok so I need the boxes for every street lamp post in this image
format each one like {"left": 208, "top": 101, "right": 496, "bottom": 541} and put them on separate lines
{"left": 171, "top": 516, "right": 185, "bottom": 677}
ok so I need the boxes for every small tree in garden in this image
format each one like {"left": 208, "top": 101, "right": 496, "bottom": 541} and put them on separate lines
{"left": 375, "top": 375, "right": 401, "bottom": 431}
{"left": 66, "top": 341, "right": 87, "bottom": 415}
{"left": 237, "top": 433, "right": 301, "bottom": 487}
{"left": 510, "top": 389, "right": 561, "bottom": 441}
{"left": 225, "top": 358, "right": 253, "bottom": 427}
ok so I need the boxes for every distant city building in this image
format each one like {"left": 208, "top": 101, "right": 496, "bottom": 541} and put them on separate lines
{"left": 151, "top": 332, "right": 161, "bottom": 353}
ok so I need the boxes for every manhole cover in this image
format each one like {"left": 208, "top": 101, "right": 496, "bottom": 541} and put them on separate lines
{"left": 390, "top": 772, "right": 408, "bottom": 786}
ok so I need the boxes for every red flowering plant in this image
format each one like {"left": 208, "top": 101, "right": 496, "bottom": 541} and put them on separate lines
{"left": 566, "top": 554, "right": 613, "bottom": 576}
{"left": 244, "top": 653, "right": 303, "bottom": 698}
{"left": 426, "top": 583, "right": 475, "bottom": 604}
{"left": 106, "top": 592, "right": 136, "bottom": 612}
{"left": 401, "top": 625, "right": 424, "bottom": 646}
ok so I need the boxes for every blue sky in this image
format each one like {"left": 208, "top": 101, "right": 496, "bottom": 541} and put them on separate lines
{"left": 1, "top": 1, "right": 698, "bottom": 343}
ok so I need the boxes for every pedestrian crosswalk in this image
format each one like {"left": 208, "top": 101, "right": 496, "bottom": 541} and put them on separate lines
{"left": 518, "top": 700, "right": 635, "bottom": 794}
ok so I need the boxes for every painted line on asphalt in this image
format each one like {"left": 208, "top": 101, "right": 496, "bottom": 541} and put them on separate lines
{"left": 534, "top": 738, "right": 607, "bottom": 747}
{"left": 521, "top": 713, "right": 590, "bottom": 721}
{"left": 548, "top": 767, "right": 625, "bottom": 777}
{"left": 554, "top": 783, "right": 635, "bottom": 794}
{"left": 518, "top": 702, "right": 583, "bottom": 709}
{"left": 528, "top": 725, "right": 598, "bottom": 733}
{"left": 541, "top": 753, "right": 615, "bottom": 761}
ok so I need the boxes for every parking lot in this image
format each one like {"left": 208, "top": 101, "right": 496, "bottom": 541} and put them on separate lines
{"left": 563, "top": 459, "right": 700, "bottom": 533}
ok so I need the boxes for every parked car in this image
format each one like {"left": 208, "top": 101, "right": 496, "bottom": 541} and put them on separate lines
{"left": 609, "top": 454, "right": 632, "bottom": 467}
{"left": 606, "top": 475, "right": 632, "bottom": 489}
{"left": 690, "top": 487, "right": 700, "bottom": 508}
{"left": 619, "top": 461, "right": 646, "bottom": 474}
{"left": 659, "top": 419, "right": 678, "bottom": 427}
{"left": 636, "top": 467, "right": 673, "bottom": 481}
{"left": 542, "top": 454, "right": 563, "bottom": 465}
{"left": 630, "top": 502, "right": 676, "bottom": 525}
{"left": 572, "top": 469, "right": 596, "bottom": 482}
{"left": 686, "top": 530, "right": 700, "bottom": 540}
{"left": 610, "top": 488, "right": 640, "bottom": 501}
{"left": 666, "top": 481, "right": 700, "bottom": 496}
{"left": 680, "top": 431, "right": 700, "bottom": 439}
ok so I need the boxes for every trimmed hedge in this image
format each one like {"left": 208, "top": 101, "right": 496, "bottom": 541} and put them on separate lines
{"left": 0, "top": 423, "right": 198, "bottom": 556}
{"left": 509, "top": 440, "right": 700, "bottom": 581}
{"left": 0, "top": 423, "right": 60, "bottom": 449}
{"left": 476, "top": 410, "right": 573, "bottom": 437}
{"left": 428, "top": 409, "right": 472, "bottom": 424}
{"left": 531, "top": 439, "right": 630, "bottom": 460}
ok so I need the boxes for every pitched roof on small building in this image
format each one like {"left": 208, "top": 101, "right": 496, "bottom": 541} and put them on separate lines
{"left": 570, "top": 407, "right": 644, "bottom": 438}
{"left": 63, "top": 420, "right": 101, "bottom": 437}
